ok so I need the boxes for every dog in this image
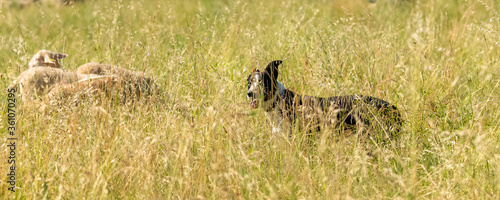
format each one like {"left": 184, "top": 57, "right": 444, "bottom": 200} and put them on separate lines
{"left": 246, "top": 60, "right": 402, "bottom": 140}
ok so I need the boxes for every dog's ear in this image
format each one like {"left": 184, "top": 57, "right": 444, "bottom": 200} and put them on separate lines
{"left": 264, "top": 60, "right": 282, "bottom": 80}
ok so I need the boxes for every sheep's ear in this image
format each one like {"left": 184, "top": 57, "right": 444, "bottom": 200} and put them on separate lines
{"left": 40, "top": 51, "right": 66, "bottom": 64}
{"left": 48, "top": 52, "right": 68, "bottom": 61}
{"left": 264, "top": 60, "right": 282, "bottom": 81}
{"left": 52, "top": 53, "right": 67, "bottom": 60}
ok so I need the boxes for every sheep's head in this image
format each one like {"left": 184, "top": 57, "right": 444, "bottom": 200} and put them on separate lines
{"left": 28, "top": 50, "right": 68, "bottom": 68}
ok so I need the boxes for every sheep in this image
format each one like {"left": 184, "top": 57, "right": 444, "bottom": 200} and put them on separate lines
{"left": 76, "top": 62, "right": 156, "bottom": 97}
{"left": 7, "top": 50, "right": 107, "bottom": 101}
{"left": 47, "top": 75, "right": 127, "bottom": 103}
{"left": 47, "top": 63, "right": 158, "bottom": 103}
{"left": 76, "top": 62, "right": 153, "bottom": 83}
{"left": 8, "top": 50, "right": 156, "bottom": 102}
{"left": 7, "top": 67, "right": 102, "bottom": 101}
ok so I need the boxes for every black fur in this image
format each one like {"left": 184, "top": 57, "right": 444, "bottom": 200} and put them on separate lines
{"left": 247, "top": 60, "right": 283, "bottom": 102}
{"left": 279, "top": 89, "right": 402, "bottom": 135}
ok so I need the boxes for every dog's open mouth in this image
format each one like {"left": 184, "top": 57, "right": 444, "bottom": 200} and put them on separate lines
{"left": 250, "top": 99, "right": 259, "bottom": 109}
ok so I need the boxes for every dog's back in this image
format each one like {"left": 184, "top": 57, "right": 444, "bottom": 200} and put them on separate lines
{"left": 281, "top": 91, "right": 402, "bottom": 137}
{"left": 322, "top": 95, "right": 401, "bottom": 130}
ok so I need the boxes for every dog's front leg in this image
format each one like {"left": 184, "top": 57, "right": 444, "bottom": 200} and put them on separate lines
{"left": 265, "top": 111, "right": 282, "bottom": 134}
{"left": 265, "top": 111, "right": 293, "bottom": 138}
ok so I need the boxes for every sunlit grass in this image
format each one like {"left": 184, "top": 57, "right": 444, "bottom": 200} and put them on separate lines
{"left": 1, "top": 0, "right": 500, "bottom": 198}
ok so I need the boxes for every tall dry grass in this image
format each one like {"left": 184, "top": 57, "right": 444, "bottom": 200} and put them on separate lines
{"left": 1, "top": 0, "right": 500, "bottom": 198}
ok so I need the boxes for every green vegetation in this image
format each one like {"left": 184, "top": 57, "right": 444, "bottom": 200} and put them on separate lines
{"left": 1, "top": 0, "right": 500, "bottom": 198}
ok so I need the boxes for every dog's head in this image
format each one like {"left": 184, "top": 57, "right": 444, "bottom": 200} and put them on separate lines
{"left": 246, "top": 60, "right": 282, "bottom": 109}
{"left": 28, "top": 50, "right": 68, "bottom": 68}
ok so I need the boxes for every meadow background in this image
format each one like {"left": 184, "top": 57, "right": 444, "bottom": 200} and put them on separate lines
{"left": 1, "top": 0, "right": 500, "bottom": 198}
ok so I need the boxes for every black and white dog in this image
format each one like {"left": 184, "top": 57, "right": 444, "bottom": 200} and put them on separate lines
{"left": 247, "top": 60, "right": 401, "bottom": 139}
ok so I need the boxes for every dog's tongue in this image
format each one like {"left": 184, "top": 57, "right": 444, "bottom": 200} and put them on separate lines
{"left": 250, "top": 100, "right": 258, "bottom": 109}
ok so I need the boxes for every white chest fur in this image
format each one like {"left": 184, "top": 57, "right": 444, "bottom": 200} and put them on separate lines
{"left": 263, "top": 81, "right": 290, "bottom": 135}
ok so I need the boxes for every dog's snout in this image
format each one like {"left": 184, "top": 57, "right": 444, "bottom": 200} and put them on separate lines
{"left": 247, "top": 92, "right": 253, "bottom": 98}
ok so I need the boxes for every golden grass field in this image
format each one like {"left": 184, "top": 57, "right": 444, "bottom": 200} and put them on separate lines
{"left": 1, "top": 0, "right": 500, "bottom": 198}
